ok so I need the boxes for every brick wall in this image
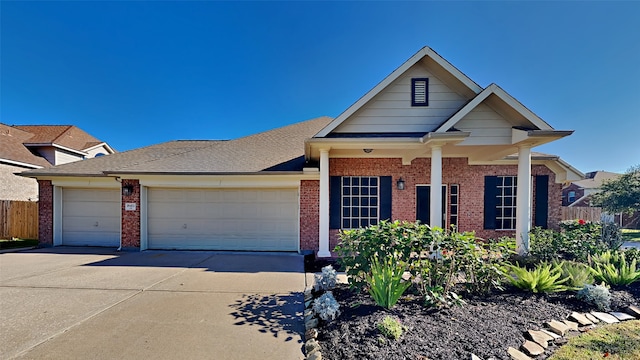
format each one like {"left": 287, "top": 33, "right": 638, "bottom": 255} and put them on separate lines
{"left": 121, "top": 179, "right": 140, "bottom": 249}
{"left": 300, "top": 180, "right": 320, "bottom": 251}
{"left": 321, "top": 157, "right": 561, "bottom": 249}
{"left": 37, "top": 180, "right": 53, "bottom": 245}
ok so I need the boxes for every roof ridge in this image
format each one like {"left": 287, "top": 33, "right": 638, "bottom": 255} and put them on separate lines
{"left": 51, "top": 125, "right": 75, "bottom": 144}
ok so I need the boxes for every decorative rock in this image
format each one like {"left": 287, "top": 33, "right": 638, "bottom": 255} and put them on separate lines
{"left": 507, "top": 347, "right": 533, "bottom": 360}
{"left": 562, "top": 319, "right": 579, "bottom": 331}
{"left": 305, "top": 328, "right": 318, "bottom": 340}
{"left": 610, "top": 312, "right": 636, "bottom": 321}
{"left": 525, "top": 330, "right": 552, "bottom": 348}
{"left": 304, "top": 339, "right": 320, "bottom": 354}
{"left": 521, "top": 340, "right": 545, "bottom": 356}
{"left": 307, "top": 351, "right": 322, "bottom": 360}
{"left": 304, "top": 288, "right": 313, "bottom": 301}
{"left": 585, "top": 313, "right": 600, "bottom": 323}
{"left": 540, "top": 329, "right": 561, "bottom": 339}
{"left": 569, "top": 312, "right": 593, "bottom": 326}
{"left": 627, "top": 305, "right": 640, "bottom": 318}
{"left": 471, "top": 354, "right": 483, "bottom": 360}
{"left": 546, "top": 319, "right": 570, "bottom": 336}
{"left": 590, "top": 311, "right": 620, "bottom": 324}
{"left": 305, "top": 318, "right": 319, "bottom": 330}
{"left": 305, "top": 299, "right": 313, "bottom": 308}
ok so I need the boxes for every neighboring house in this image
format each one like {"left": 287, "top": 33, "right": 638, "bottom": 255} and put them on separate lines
{"left": 0, "top": 123, "right": 115, "bottom": 201}
{"left": 22, "top": 47, "right": 582, "bottom": 255}
{"left": 562, "top": 171, "right": 620, "bottom": 207}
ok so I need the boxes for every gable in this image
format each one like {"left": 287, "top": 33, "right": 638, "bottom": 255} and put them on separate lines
{"left": 455, "top": 103, "right": 514, "bottom": 145}
{"left": 331, "top": 64, "right": 470, "bottom": 135}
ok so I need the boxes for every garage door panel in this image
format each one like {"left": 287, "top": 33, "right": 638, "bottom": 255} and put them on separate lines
{"left": 148, "top": 188, "right": 298, "bottom": 251}
{"left": 62, "top": 188, "right": 120, "bottom": 247}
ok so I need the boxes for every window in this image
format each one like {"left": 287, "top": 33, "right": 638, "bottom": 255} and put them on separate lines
{"left": 568, "top": 191, "right": 576, "bottom": 203}
{"left": 341, "top": 176, "right": 379, "bottom": 229}
{"left": 449, "top": 184, "right": 459, "bottom": 227}
{"left": 495, "top": 176, "right": 517, "bottom": 230}
{"left": 411, "top": 78, "right": 429, "bottom": 106}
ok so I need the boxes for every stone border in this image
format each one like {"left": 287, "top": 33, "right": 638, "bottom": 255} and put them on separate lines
{"left": 303, "top": 287, "right": 322, "bottom": 360}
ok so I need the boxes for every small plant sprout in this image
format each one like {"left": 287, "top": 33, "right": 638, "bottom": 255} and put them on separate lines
{"left": 377, "top": 316, "right": 405, "bottom": 340}
{"left": 314, "top": 264, "right": 338, "bottom": 292}
{"left": 312, "top": 291, "right": 341, "bottom": 321}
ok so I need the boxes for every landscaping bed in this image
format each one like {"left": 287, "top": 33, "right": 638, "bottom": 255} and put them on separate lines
{"left": 315, "top": 282, "right": 639, "bottom": 360}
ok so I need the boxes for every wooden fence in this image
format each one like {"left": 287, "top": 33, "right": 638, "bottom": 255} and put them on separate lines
{"left": 0, "top": 200, "right": 38, "bottom": 239}
{"left": 561, "top": 207, "right": 603, "bottom": 223}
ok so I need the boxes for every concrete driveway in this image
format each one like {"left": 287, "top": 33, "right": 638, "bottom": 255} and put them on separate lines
{"left": 0, "top": 248, "right": 307, "bottom": 360}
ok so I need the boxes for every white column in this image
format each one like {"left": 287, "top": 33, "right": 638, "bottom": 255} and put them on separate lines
{"left": 516, "top": 145, "right": 532, "bottom": 256}
{"left": 430, "top": 145, "right": 443, "bottom": 228}
{"left": 318, "top": 149, "right": 331, "bottom": 258}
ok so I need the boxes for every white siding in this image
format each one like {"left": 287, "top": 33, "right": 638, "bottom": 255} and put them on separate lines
{"left": 55, "top": 149, "right": 84, "bottom": 165}
{"left": 85, "top": 145, "right": 110, "bottom": 158}
{"left": 456, "top": 103, "right": 514, "bottom": 145}
{"left": 147, "top": 188, "right": 299, "bottom": 251}
{"left": 333, "top": 65, "right": 469, "bottom": 134}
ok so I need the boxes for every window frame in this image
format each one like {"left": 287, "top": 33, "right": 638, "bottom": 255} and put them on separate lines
{"left": 495, "top": 176, "right": 518, "bottom": 231}
{"left": 340, "top": 176, "right": 380, "bottom": 229}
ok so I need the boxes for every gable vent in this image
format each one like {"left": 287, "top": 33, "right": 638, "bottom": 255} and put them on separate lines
{"left": 411, "top": 78, "right": 429, "bottom": 106}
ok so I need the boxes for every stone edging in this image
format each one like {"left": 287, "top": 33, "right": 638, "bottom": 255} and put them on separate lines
{"left": 301, "top": 285, "right": 640, "bottom": 360}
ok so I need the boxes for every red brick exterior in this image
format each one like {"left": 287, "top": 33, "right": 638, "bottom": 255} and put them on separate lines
{"left": 37, "top": 180, "right": 54, "bottom": 246}
{"left": 121, "top": 179, "right": 141, "bottom": 249}
{"left": 304, "top": 157, "right": 562, "bottom": 251}
{"left": 300, "top": 180, "right": 320, "bottom": 250}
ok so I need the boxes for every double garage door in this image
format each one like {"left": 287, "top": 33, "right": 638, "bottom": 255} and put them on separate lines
{"left": 61, "top": 188, "right": 299, "bottom": 251}
{"left": 147, "top": 188, "right": 299, "bottom": 251}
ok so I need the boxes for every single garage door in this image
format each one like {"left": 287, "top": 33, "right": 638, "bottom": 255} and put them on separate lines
{"left": 147, "top": 188, "right": 298, "bottom": 251}
{"left": 62, "top": 188, "right": 120, "bottom": 247}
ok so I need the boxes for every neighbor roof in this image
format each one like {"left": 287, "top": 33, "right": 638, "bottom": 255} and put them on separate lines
{"left": 13, "top": 125, "right": 106, "bottom": 152}
{"left": 572, "top": 171, "right": 620, "bottom": 189}
{"left": 21, "top": 116, "right": 334, "bottom": 177}
{"left": 0, "top": 123, "right": 51, "bottom": 168}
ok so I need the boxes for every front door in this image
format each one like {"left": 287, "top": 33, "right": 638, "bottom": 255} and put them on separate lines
{"left": 416, "top": 185, "right": 447, "bottom": 227}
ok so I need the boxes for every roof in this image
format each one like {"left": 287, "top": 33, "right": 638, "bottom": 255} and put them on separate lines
{"left": 572, "top": 171, "right": 620, "bottom": 189}
{"left": 21, "top": 116, "right": 334, "bottom": 176}
{"left": 0, "top": 123, "right": 51, "bottom": 168}
{"left": 13, "top": 125, "right": 106, "bottom": 152}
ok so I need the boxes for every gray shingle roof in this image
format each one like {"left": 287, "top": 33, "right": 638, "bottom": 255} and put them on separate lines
{"left": 21, "top": 117, "right": 333, "bottom": 177}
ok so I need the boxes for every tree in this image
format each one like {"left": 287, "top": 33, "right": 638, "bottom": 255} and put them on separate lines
{"left": 591, "top": 165, "right": 640, "bottom": 214}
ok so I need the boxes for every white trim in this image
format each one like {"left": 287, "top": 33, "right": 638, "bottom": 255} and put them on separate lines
{"left": 53, "top": 186, "right": 63, "bottom": 246}
{"left": 515, "top": 146, "right": 532, "bottom": 255}
{"left": 0, "top": 158, "right": 44, "bottom": 169}
{"left": 83, "top": 142, "right": 116, "bottom": 154}
{"left": 23, "top": 143, "right": 89, "bottom": 156}
{"left": 51, "top": 178, "right": 121, "bottom": 188}
{"left": 140, "top": 185, "right": 148, "bottom": 251}
{"left": 314, "top": 47, "right": 482, "bottom": 138}
{"left": 430, "top": 146, "right": 443, "bottom": 228}
{"left": 435, "top": 84, "right": 554, "bottom": 133}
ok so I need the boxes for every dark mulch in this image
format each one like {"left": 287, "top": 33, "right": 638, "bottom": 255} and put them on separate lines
{"left": 315, "top": 282, "right": 640, "bottom": 360}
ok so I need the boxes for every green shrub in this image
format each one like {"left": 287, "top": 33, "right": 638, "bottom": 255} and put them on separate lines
{"left": 503, "top": 262, "right": 571, "bottom": 293}
{"left": 624, "top": 248, "right": 640, "bottom": 264}
{"left": 454, "top": 236, "right": 514, "bottom": 294}
{"left": 422, "top": 285, "right": 465, "bottom": 309}
{"left": 591, "top": 250, "right": 640, "bottom": 287}
{"left": 554, "top": 260, "right": 594, "bottom": 290}
{"left": 366, "top": 255, "right": 411, "bottom": 309}
{"left": 576, "top": 283, "right": 611, "bottom": 311}
{"left": 377, "top": 316, "right": 404, "bottom": 340}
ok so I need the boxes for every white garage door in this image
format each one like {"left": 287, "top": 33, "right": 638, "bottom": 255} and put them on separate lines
{"left": 62, "top": 188, "right": 120, "bottom": 247}
{"left": 147, "top": 188, "right": 298, "bottom": 251}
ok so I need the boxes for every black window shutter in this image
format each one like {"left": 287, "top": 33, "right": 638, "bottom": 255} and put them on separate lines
{"left": 380, "top": 176, "right": 392, "bottom": 221}
{"left": 534, "top": 175, "right": 549, "bottom": 228}
{"left": 484, "top": 176, "right": 498, "bottom": 229}
{"left": 329, "top": 176, "right": 341, "bottom": 229}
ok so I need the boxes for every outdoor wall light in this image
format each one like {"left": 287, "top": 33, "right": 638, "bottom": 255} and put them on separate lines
{"left": 122, "top": 185, "right": 134, "bottom": 197}
{"left": 396, "top": 177, "right": 405, "bottom": 190}
{"left": 363, "top": 148, "right": 373, "bottom": 153}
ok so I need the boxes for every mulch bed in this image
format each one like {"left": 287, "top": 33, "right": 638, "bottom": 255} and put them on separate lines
{"left": 314, "top": 281, "right": 640, "bottom": 360}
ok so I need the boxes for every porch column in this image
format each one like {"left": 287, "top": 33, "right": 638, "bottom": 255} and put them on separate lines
{"left": 318, "top": 149, "right": 331, "bottom": 258}
{"left": 515, "top": 145, "right": 532, "bottom": 255}
{"left": 430, "top": 145, "right": 443, "bottom": 228}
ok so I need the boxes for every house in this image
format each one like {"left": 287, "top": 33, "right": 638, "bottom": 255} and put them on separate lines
{"left": 0, "top": 124, "right": 115, "bottom": 201}
{"left": 562, "top": 171, "right": 620, "bottom": 207}
{"left": 22, "top": 47, "right": 582, "bottom": 255}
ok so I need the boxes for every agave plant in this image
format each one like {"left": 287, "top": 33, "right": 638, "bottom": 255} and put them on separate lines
{"left": 503, "top": 262, "right": 571, "bottom": 293}
{"left": 590, "top": 251, "right": 640, "bottom": 287}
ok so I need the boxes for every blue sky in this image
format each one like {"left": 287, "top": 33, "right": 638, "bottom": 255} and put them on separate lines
{"left": 2, "top": 1, "right": 639, "bottom": 174}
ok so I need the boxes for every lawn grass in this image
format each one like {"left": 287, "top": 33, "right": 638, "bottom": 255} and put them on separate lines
{"left": 549, "top": 320, "right": 640, "bottom": 360}
{"left": 622, "top": 229, "right": 640, "bottom": 242}
{"left": 0, "top": 238, "right": 38, "bottom": 250}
